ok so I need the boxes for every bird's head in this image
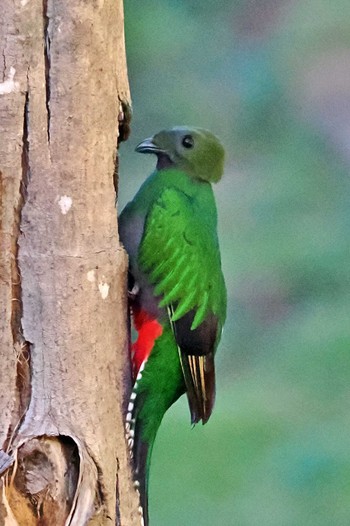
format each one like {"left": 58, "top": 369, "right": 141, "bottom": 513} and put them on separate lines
{"left": 135, "top": 126, "right": 225, "bottom": 183}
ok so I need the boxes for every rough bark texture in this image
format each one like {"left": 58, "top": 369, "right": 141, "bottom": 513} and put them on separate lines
{"left": 0, "top": 0, "right": 139, "bottom": 524}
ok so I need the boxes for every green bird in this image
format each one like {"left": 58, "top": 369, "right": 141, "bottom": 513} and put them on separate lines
{"left": 119, "top": 126, "right": 226, "bottom": 525}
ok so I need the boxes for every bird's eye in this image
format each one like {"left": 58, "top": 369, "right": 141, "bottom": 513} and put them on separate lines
{"left": 182, "top": 135, "right": 194, "bottom": 149}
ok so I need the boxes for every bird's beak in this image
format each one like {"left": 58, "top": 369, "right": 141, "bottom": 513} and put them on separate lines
{"left": 135, "top": 137, "right": 165, "bottom": 154}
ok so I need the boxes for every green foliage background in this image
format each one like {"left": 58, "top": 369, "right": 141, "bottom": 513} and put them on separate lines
{"left": 119, "top": 2, "right": 350, "bottom": 524}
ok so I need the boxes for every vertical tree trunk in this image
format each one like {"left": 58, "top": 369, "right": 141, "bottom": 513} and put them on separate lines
{"left": 0, "top": 1, "right": 139, "bottom": 524}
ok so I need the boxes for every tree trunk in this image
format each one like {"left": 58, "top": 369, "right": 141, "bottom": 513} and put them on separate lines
{"left": 0, "top": 1, "right": 139, "bottom": 524}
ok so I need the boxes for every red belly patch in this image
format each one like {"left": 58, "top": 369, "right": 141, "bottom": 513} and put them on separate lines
{"left": 131, "top": 307, "right": 163, "bottom": 379}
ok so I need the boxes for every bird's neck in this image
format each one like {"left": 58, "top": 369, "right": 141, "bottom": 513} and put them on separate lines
{"left": 156, "top": 153, "right": 174, "bottom": 171}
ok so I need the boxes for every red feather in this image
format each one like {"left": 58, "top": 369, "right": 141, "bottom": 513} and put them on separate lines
{"left": 131, "top": 307, "right": 163, "bottom": 379}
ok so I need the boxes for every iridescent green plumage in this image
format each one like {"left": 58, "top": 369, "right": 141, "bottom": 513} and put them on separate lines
{"left": 119, "top": 126, "right": 226, "bottom": 525}
{"left": 139, "top": 170, "right": 226, "bottom": 327}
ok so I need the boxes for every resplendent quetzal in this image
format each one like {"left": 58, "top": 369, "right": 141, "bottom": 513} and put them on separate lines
{"left": 119, "top": 126, "right": 226, "bottom": 525}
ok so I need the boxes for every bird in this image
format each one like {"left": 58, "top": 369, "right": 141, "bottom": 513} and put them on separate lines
{"left": 119, "top": 126, "right": 227, "bottom": 525}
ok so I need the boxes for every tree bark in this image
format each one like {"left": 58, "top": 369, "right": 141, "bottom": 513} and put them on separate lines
{"left": 0, "top": 1, "right": 139, "bottom": 524}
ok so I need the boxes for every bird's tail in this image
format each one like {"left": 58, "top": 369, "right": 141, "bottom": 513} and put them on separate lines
{"left": 125, "top": 371, "right": 163, "bottom": 526}
{"left": 125, "top": 328, "right": 185, "bottom": 525}
{"left": 125, "top": 366, "right": 153, "bottom": 526}
{"left": 131, "top": 420, "right": 153, "bottom": 525}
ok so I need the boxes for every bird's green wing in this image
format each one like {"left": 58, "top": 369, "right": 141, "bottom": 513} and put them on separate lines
{"left": 138, "top": 186, "right": 226, "bottom": 424}
{"left": 138, "top": 186, "right": 226, "bottom": 329}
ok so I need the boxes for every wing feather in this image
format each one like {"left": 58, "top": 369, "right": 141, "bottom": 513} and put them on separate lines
{"left": 170, "top": 284, "right": 198, "bottom": 321}
{"left": 139, "top": 187, "right": 226, "bottom": 326}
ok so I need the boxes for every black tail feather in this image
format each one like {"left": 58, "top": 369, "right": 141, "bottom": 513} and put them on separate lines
{"left": 133, "top": 432, "right": 150, "bottom": 526}
{"left": 180, "top": 351, "right": 215, "bottom": 424}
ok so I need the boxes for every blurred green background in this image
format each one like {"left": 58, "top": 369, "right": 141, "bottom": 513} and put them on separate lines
{"left": 119, "top": 1, "right": 350, "bottom": 524}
